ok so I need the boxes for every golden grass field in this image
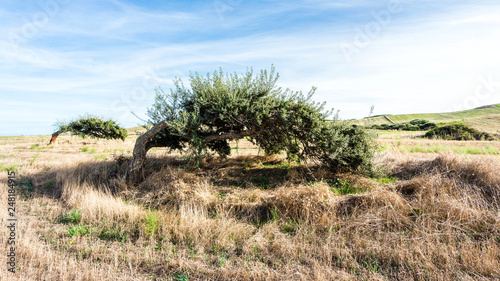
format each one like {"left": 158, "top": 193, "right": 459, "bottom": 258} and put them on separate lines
{"left": 1, "top": 132, "right": 500, "bottom": 280}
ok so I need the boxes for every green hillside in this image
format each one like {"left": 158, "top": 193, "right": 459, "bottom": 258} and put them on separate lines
{"left": 359, "top": 104, "right": 500, "bottom": 133}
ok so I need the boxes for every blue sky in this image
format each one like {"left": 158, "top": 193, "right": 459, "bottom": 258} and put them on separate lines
{"left": 1, "top": 0, "right": 500, "bottom": 136}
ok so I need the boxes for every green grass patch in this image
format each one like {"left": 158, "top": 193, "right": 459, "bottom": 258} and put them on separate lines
{"left": 144, "top": 211, "right": 161, "bottom": 238}
{"left": 391, "top": 144, "right": 500, "bottom": 155}
{"left": 93, "top": 154, "right": 107, "bottom": 160}
{"left": 80, "top": 146, "right": 97, "bottom": 153}
{"left": 99, "top": 229, "right": 129, "bottom": 243}
{"left": 29, "top": 144, "right": 53, "bottom": 150}
{"left": 57, "top": 209, "right": 82, "bottom": 224}
{"left": 67, "top": 224, "right": 90, "bottom": 237}
{"left": 375, "top": 177, "right": 398, "bottom": 184}
{"left": 329, "top": 179, "right": 363, "bottom": 195}
{"left": 30, "top": 153, "right": 40, "bottom": 166}
{"left": 0, "top": 163, "right": 18, "bottom": 172}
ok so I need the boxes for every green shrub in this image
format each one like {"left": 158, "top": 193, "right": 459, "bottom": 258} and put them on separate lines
{"left": 371, "top": 119, "right": 436, "bottom": 131}
{"left": 425, "top": 124, "right": 493, "bottom": 140}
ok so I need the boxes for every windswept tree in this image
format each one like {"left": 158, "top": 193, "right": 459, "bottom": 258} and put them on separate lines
{"left": 49, "top": 115, "right": 128, "bottom": 144}
{"left": 127, "top": 66, "right": 375, "bottom": 183}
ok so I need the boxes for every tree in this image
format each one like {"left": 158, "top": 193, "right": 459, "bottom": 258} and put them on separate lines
{"left": 126, "top": 66, "right": 375, "bottom": 183}
{"left": 49, "top": 115, "right": 127, "bottom": 144}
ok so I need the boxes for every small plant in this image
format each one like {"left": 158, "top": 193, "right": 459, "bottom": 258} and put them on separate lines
{"left": 57, "top": 209, "right": 82, "bottom": 224}
{"left": 67, "top": 224, "right": 89, "bottom": 237}
{"left": 376, "top": 177, "right": 397, "bottom": 184}
{"left": 271, "top": 206, "right": 280, "bottom": 222}
{"left": 0, "top": 163, "right": 18, "bottom": 172}
{"left": 144, "top": 212, "right": 161, "bottom": 238}
{"left": 79, "top": 146, "right": 89, "bottom": 152}
{"left": 30, "top": 153, "right": 40, "bottom": 166}
{"left": 172, "top": 272, "right": 189, "bottom": 281}
{"left": 99, "top": 229, "right": 129, "bottom": 243}
{"left": 93, "top": 154, "right": 106, "bottom": 160}
{"left": 330, "top": 179, "right": 361, "bottom": 195}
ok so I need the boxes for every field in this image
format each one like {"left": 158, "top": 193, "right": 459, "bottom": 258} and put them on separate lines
{"left": 357, "top": 104, "right": 500, "bottom": 133}
{"left": 1, "top": 131, "right": 500, "bottom": 280}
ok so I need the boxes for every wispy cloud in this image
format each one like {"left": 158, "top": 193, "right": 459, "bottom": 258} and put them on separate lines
{"left": 1, "top": 0, "right": 500, "bottom": 135}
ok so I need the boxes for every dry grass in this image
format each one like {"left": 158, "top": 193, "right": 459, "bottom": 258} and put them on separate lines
{"left": 1, "top": 135, "right": 500, "bottom": 280}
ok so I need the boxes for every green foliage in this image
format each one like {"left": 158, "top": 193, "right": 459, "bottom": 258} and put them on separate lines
{"left": 99, "top": 229, "right": 129, "bottom": 243}
{"left": 145, "top": 66, "right": 376, "bottom": 173}
{"left": 67, "top": 224, "right": 89, "bottom": 237}
{"left": 329, "top": 179, "right": 362, "bottom": 195}
{"left": 55, "top": 115, "right": 127, "bottom": 141}
{"left": 172, "top": 272, "right": 189, "bottom": 281}
{"left": 0, "top": 163, "right": 18, "bottom": 172}
{"left": 425, "top": 123, "right": 493, "bottom": 140}
{"left": 144, "top": 212, "right": 161, "bottom": 237}
{"left": 370, "top": 119, "right": 436, "bottom": 131}
{"left": 57, "top": 209, "right": 82, "bottom": 224}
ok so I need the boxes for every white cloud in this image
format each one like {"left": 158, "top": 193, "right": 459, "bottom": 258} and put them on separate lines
{"left": 1, "top": 0, "right": 500, "bottom": 135}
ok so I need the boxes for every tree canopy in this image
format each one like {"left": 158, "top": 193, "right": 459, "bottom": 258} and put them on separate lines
{"left": 127, "top": 66, "right": 375, "bottom": 182}
{"left": 50, "top": 115, "right": 127, "bottom": 144}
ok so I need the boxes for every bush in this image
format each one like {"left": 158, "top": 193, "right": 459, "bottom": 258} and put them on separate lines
{"left": 371, "top": 119, "right": 436, "bottom": 131}
{"left": 424, "top": 123, "right": 493, "bottom": 140}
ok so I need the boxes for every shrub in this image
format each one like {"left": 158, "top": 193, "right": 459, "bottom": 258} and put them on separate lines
{"left": 371, "top": 119, "right": 436, "bottom": 131}
{"left": 424, "top": 123, "right": 493, "bottom": 140}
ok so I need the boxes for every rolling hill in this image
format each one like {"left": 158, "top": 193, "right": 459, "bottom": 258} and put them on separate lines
{"left": 359, "top": 104, "right": 500, "bottom": 133}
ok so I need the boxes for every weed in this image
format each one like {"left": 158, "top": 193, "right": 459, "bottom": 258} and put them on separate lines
{"left": 172, "top": 272, "right": 189, "bottom": 281}
{"left": 93, "top": 154, "right": 107, "bottom": 160}
{"left": 376, "top": 177, "right": 397, "bottom": 184}
{"left": 99, "top": 229, "right": 129, "bottom": 243}
{"left": 57, "top": 209, "right": 82, "bottom": 224}
{"left": 144, "top": 212, "right": 160, "bottom": 238}
{"left": 30, "top": 144, "right": 53, "bottom": 150}
{"left": 30, "top": 153, "right": 40, "bottom": 166}
{"left": 0, "top": 163, "right": 18, "bottom": 172}
{"left": 271, "top": 206, "right": 280, "bottom": 222}
{"left": 330, "top": 179, "right": 361, "bottom": 195}
{"left": 67, "top": 224, "right": 89, "bottom": 237}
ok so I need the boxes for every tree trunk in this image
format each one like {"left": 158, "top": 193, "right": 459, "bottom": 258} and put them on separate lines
{"left": 126, "top": 121, "right": 167, "bottom": 184}
{"left": 125, "top": 120, "right": 269, "bottom": 184}
{"left": 48, "top": 131, "right": 60, "bottom": 145}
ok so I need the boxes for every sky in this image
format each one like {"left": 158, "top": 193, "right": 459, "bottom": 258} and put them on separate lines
{"left": 1, "top": 0, "right": 500, "bottom": 136}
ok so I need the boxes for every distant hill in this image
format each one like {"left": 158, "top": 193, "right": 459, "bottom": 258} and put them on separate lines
{"left": 127, "top": 126, "right": 147, "bottom": 135}
{"left": 358, "top": 104, "right": 500, "bottom": 133}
